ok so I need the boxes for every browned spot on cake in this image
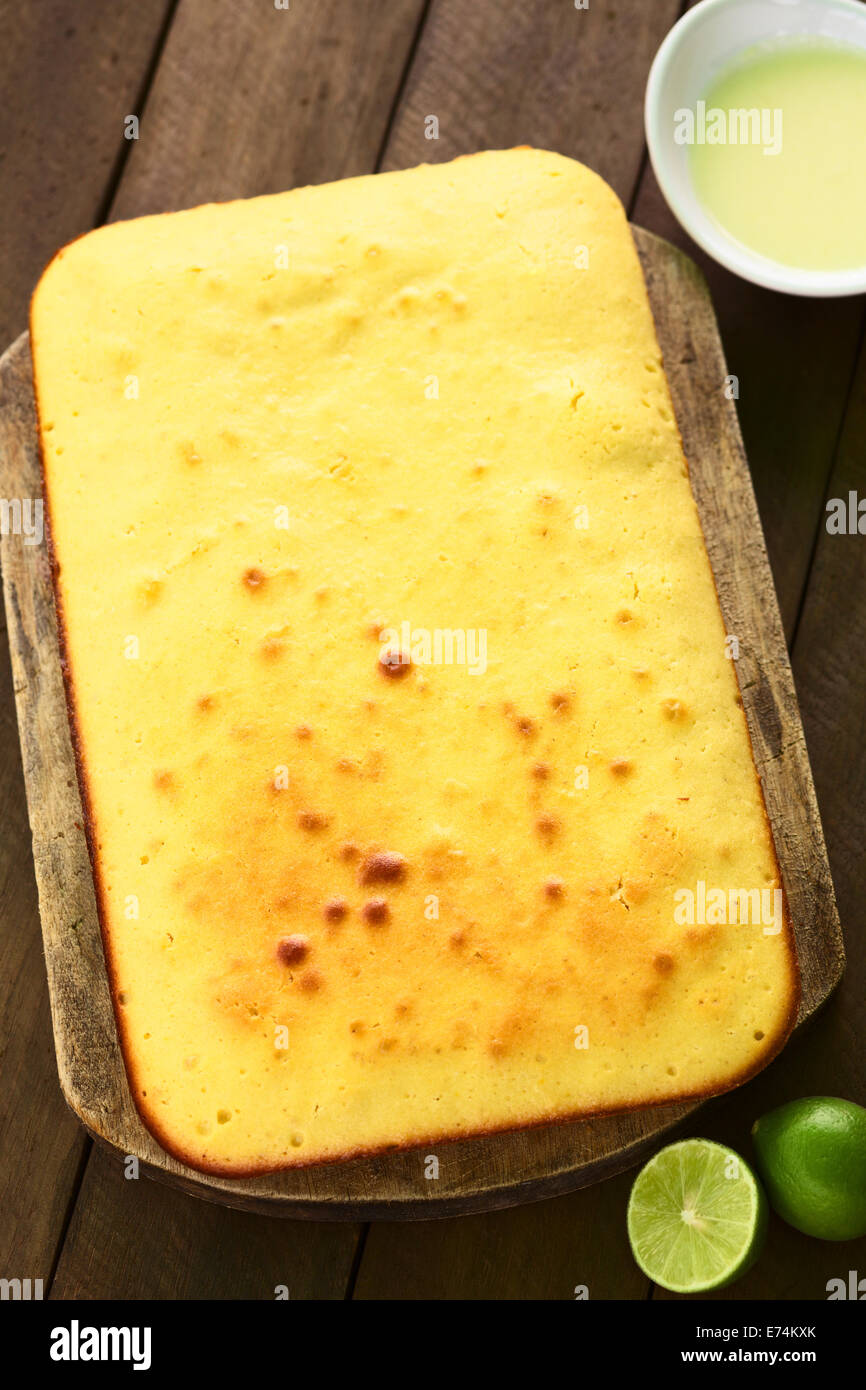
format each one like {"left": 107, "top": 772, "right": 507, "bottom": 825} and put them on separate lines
{"left": 544, "top": 878, "right": 565, "bottom": 900}
{"left": 261, "top": 638, "right": 285, "bottom": 660}
{"left": 536, "top": 813, "right": 560, "bottom": 840}
{"left": 362, "top": 748, "right": 386, "bottom": 782}
{"left": 295, "top": 724, "right": 313, "bottom": 740}
{"left": 615, "top": 608, "right": 634, "bottom": 625}
{"left": 139, "top": 576, "right": 163, "bottom": 604}
{"left": 379, "top": 650, "right": 412, "bottom": 679}
{"left": 550, "top": 692, "right": 572, "bottom": 713}
{"left": 276, "top": 935, "right": 309, "bottom": 966}
{"left": 531, "top": 761, "right": 551, "bottom": 781}
{"left": 297, "top": 809, "right": 329, "bottom": 831}
{"left": 196, "top": 694, "right": 214, "bottom": 712}
{"left": 178, "top": 439, "right": 202, "bottom": 465}
{"left": 653, "top": 953, "right": 675, "bottom": 975}
{"left": 395, "top": 999, "right": 412, "bottom": 1017}
{"left": 336, "top": 757, "right": 358, "bottom": 773}
{"left": 379, "top": 1036, "right": 398, "bottom": 1052}
{"left": 363, "top": 897, "right": 389, "bottom": 924}
{"left": 323, "top": 898, "right": 349, "bottom": 923}
{"left": 340, "top": 842, "right": 360, "bottom": 862}
{"left": 360, "top": 851, "right": 407, "bottom": 885}
{"left": 153, "top": 769, "right": 174, "bottom": 791}
{"left": 516, "top": 715, "right": 535, "bottom": 736}
{"left": 299, "top": 969, "right": 322, "bottom": 992}
{"left": 661, "top": 697, "right": 687, "bottom": 721}
{"left": 609, "top": 758, "right": 633, "bottom": 778}
{"left": 488, "top": 1038, "right": 506, "bottom": 1058}
{"left": 349, "top": 1019, "right": 365, "bottom": 1035}
{"left": 624, "top": 877, "right": 650, "bottom": 906}
{"left": 449, "top": 930, "right": 466, "bottom": 949}
{"left": 243, "top": 566, "right": 266, "bottom": 590}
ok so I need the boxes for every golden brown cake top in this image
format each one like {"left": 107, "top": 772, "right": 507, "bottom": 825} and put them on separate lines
{"left": 31, "top": 148, "right": 797, "bottom": 1173}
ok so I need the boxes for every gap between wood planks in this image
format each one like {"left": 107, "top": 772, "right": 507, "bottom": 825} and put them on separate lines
{"left": 93, "top": 0, "right": 184, "bottom": 230}
{"left": 373, "top": 0, "right": 434, "bottom": 177}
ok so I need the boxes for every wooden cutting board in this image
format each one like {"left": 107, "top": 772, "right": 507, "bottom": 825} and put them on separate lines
{"left": 0, "top": 228, "right": 844, "bottom": 1220}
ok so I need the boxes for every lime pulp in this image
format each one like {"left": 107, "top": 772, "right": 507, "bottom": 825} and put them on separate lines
{"left": 627, "top": 1138, "right": 768, "bottom": 1293}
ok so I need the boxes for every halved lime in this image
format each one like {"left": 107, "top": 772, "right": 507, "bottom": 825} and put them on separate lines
{"left": 627, "top": 1138, "right": 768, "bottom": 1293}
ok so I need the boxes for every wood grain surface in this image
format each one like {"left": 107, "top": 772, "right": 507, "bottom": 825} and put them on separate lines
{"left": 0, "top": 221, "right": 842, "bottom": 1221}
{"left": 50, "top": 1145, "right": 362, "bottom": 1301}
{"left": 0, "top": 0, "right": 177, "bottom": 1290}
{"left": 1, "top": 0, "right": 862, "bottom": 1299}
{"left": 381, "top": 0, "right": 680, "bottom": 201}
{"left": 110, "top": 0, "right": 427, "bottom": 222}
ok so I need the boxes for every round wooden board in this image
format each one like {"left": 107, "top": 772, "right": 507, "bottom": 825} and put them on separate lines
{"left": 0, "top": 228, "right": 842, "bottom": 1219}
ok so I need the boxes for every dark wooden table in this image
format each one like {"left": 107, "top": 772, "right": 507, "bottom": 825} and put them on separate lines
{"left": 1, "top": 0, "right": 863, "bottom": 1300}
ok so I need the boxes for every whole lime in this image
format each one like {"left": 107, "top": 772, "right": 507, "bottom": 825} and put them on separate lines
{"left": 751, "top": 1097, "right": 866, "bottom": 1241}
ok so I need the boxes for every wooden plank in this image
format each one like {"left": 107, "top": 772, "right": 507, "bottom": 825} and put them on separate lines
{"left": 355, "top": 1171, "right": 646, "bottom": 1300}
{"left": 2, "top": 219, "right": 840, "bottom": 1232}
{"left": 0, "top": 0, "right": 175, "bottom": 1288}
{"left": 0, "top": 610, "right": 87, "bottom": 1283}
{"left": 381, "top": 0, "right": 681, "bottom": 203}
{"left": 0, "top": 0, "right": 175, "bottom": 345}
{"left": 632, "top": 93, "right": 863, "bottom": 638}
{"left": 110, "top": 0, "right": 427, "bottom": 221}
{"left": 794, "top": 338, "right": 866, "bottom": 961}
{"left": 792, "top": 335, "right": 866, "bottom": 949}
{"left": 50, "top": 1146, "right": 360, "bottom": 1299}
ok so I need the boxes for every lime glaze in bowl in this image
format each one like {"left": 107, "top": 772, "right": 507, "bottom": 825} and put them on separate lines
{"left": 645, "top": 0, "right": 866, "bottom": 296}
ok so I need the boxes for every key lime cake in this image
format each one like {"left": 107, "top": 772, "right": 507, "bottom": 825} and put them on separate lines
{"left": 30, "top": 148, "right": 798, "bottom": 1174}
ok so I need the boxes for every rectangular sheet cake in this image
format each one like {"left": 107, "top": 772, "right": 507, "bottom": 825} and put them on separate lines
{"left": 30, "top": 148, "right": 798, "bottom": 1173}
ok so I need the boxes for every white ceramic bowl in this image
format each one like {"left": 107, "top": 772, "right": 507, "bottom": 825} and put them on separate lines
{"left": 645, "top": 0, "right": 866, "bottom": 296}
